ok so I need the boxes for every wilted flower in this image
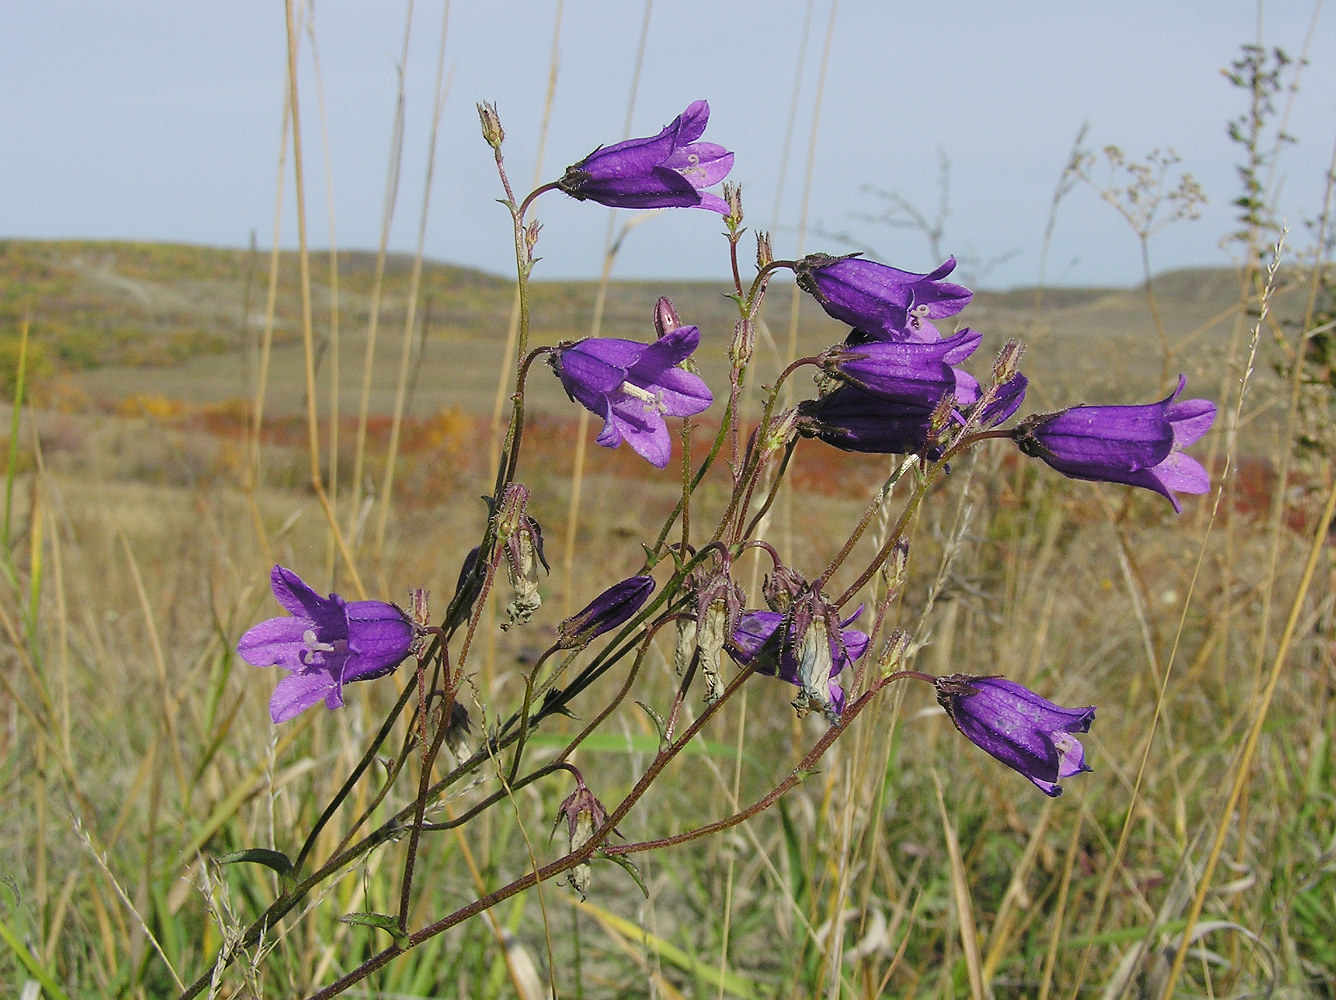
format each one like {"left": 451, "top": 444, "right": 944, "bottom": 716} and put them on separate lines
{"left": 557, "top": 575, "right": 656, "bottom": 650}
{"left": 729, "top": 608, "right": 870, "bottom": 718}
{"left": 794, "top": 253, "right": 973, "bottom": 343}
{"left": 677, "top": 562, "right": 745, "bottom": 704}
{"left": 1012, "top": 375, "right": 1215, "bottom": 511}
{"left": 494, "top": 484, "right": 548, "bottom": 630}
{"left": 935, "top": 674, "right": 1095, "bottom": 797}
{"left": 553, "top": 772, "right": 611, "bottom": 899}
{"left": 236, "top": 566, "right": 414, "bottom": 724}
{"left": 557, "top": 100, "right": 733, "bottom": 213}
{"left": 550, "top": 326, "right": 713, "bottom": 468}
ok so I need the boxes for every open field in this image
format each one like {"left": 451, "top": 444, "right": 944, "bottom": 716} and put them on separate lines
{"left": 2, "top": 237, "right": 1333, "bottom": 998}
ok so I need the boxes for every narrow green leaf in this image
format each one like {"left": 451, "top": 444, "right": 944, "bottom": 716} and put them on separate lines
{"left": 600, "top": 852, "right": 648, "bottom": 898}
{"left": 215, "top": 848, "right": 296, "bottom": 893}
{"left": 339, "top": 911, "right": 410, "bottom": 949}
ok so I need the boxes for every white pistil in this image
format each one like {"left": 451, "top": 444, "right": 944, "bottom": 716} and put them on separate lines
{"left": 619, "top": 381, "right": 666, "bottom": 414}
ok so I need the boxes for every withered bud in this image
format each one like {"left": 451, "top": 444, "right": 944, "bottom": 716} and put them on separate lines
{"left": 876, "top": 628, "right": 912, "bottom": 678}
{"left": 992, "top": 338, "right": 1025, "bottom": 384}
{"left": 729, "top": 317, "right": 755, "bottom": 370}
{"left": 444, "top": 700, "right": 473, "bottom": 761}
{"left": 879, "top": 538, "right": 910, "bottom": 597}
{"left": 928, "top": 390, "right": 956, "bottom": 439}
{"left": 755, "top": 231, "right": 773, "bottom": 270}
{"left": 723, "top": 181, "right": 743, "bottom": 228}
{"left": 763, "top": 564, "right": 808, "bottom": 613}
{"left": 495, "top": 484, "right": 547, "bottom": 630}
{"left": 790, "top": 617, "right": 835, "bottom": 720}
{"left": 477, "top": 101, "right": 504, "bottom": 149}
{"left": 524, "top": 220, "right": 542, "bottom": 257}
{"left": 673, "top": 617, "right": 696, "bottom": 676}
{"left": 693, "top": 569, "right": 743, "bottom": 706}
{"left": 759, "top": 407, "right": 801, "bottom": 458}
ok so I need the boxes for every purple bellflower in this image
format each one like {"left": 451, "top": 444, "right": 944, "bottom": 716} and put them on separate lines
{"left": 935, "top": 674, "right": 1095, "bottom": 797}
{"left": 797, "top": 384, "right": 939, "bottom": 455}
{"left": 557, "top": 575, "right": 656, "bottom": 650}
{"left": 550, "top": 325, "right": 713, "bottom": 468}
{"left": 826, "top": 327, "right": 983, "bottom": 406}
{"left": 1012, "top": 375, "right": 1216, "bottom": 511}
{"left": 795, "top": 253, "right": 973, "bottom": 343}
{"left": 557, "top": 100, "right": 734, "bottom": 213}
{"left": 729, "top": 609, "right": 870, "bottom": 718}
{"left": 237, "top": 566, "right": 414, "bottom": 724}
{"left": 801, "top": 327, "right": 989, "bottom": 454}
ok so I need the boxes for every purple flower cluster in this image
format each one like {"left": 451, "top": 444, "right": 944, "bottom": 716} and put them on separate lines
{"left": 784, "top": 246, "right": 1215, "bottom": 514}
{"left": 230, "top": 99, "right": 1226, "bottom": 819}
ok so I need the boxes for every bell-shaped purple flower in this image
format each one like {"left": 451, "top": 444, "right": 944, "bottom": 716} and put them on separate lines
{"left": 237, "top": 566, "right": 414, "bottom": 724}
{"left": 550, "top": 326, "right": 713, "bottom": 468}
{"left": 729, "top": 609, "right": 870, "bottom": 717}
{"left": 557, "top": 575, "right": 656, "bottom": 650}
{"left": 1012, "top": 375, "right": 1215, "bottom": 511}
{"left": 795, "top": 253, "right": 973, "bottom": 343}
{"left": 557, "top": 100, "right": 734, "bottom": 213}
{"left": 935, "top": 674, "right": 1095, "bottom": 797}
{"left": 797, "top": 383, "right": 939, "bottom": 455}
{"left": 826, "top": 327, "right": 983, "bottom": 406}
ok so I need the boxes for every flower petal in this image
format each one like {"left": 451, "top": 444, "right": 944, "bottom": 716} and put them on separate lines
{"left": 268, "top": 565, "right": 346, "bottom": 637}
{"left": 236, "top": 616, "right": 311, "bottom": 670}
{"left": 269, "top": 666, "right": 343, "bottom": 724}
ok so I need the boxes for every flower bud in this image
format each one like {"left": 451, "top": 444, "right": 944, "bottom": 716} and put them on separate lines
{"left": 654, "top": 297, "right": 683, "bottom": 338}
{"left": 556, "top": 575, "right": 655, "bottom": 650}
{"left": 755, "top": 231, "right": 773, "bottom": 270}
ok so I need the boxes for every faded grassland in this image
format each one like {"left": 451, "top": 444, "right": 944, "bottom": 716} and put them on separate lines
{"left": 1, "top": 243, "right": 1333, "bottom": 996}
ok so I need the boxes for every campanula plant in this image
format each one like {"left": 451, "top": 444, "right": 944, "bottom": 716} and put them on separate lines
{"left": 201, "top": 99, "right": 1218, "bottom": 1000}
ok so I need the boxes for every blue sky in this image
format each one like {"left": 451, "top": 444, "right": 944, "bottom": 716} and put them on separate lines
{"left": 5, "top": 1, "right": 1333, "bottom": 289}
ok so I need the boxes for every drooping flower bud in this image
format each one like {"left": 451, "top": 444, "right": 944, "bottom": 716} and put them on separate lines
{"left": 556, "top": 575, "right": 656, "bottom": 650}
{"left": 1012, "top": 375, "right": 1215, "bottom": 512}
{"left": 934, "top": 674, "right": 1095, "bottom": 797}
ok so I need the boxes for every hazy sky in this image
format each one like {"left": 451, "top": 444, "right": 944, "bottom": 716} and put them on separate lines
{"left": 5, "top": 1, "right": 1333, "bottom": 289}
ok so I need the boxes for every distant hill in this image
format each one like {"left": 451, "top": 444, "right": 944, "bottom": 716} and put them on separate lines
{"left": 1, "top": 239, "right": 1303, "bottom": 416}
